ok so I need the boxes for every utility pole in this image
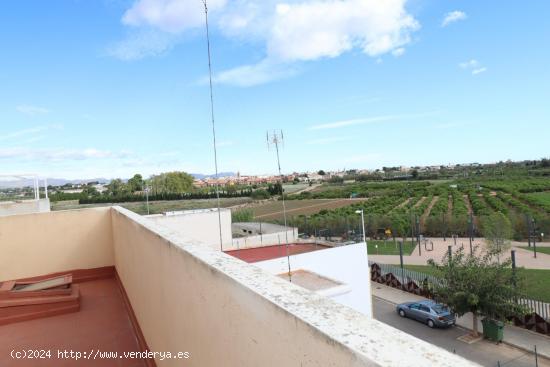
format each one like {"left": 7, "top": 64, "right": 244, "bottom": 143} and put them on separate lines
{"left": 267, "top": 130, "right": 292, "bottom": 281}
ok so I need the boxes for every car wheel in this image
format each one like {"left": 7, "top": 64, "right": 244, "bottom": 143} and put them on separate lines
{"left": 398, "top": 309, "right": 406, "bottom": 318}
{"left": 427, "top": 319, "right": 435, "bottom": 328}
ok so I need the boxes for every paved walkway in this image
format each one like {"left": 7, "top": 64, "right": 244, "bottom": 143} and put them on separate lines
{"left": 372, "top": 282, "right": 550, "bottom": 360}
{"left": 369, "top": 237, "right": 550, "bottom": 269}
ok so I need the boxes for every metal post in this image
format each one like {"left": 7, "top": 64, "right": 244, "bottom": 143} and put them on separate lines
{"left": 511, "top": 250, "right": 516, "bottom": 287}
{"left": 532, "top": 219, "right": 537, "bottom": 259}
{"left": 260, "top": 221, "right": 263, "bottom": 246}
{"left": 417, "top": 215, "right": 421, "bottom": 256}
{"left": 399, "top": 241, "right": 405, "bottom": 290}
{"left": 535, "top": 345, "right": 539, "bottom": 367}
{"left": 145, "top": 186, "right": 150, "bottom": 215}
{"left": 468, "top": 214, "right": 473, "bottom": 253}
{"left": 448, "top": 245, "right": 452, "bottom": 263}
{"left": 44, "top": 178, "right": 48, "bottom": 199}
{"left": 527, "top": 215, "right": 532, "bottom": 247}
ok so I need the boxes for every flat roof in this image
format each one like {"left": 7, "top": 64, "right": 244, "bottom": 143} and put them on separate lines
{"left": 0, "top": 277, "right": 147, "bottom": 367}
{"left": 225, "top": 243, "right": 329, "bottom": 263}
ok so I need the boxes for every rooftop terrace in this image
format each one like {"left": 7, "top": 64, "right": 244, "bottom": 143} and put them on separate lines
{"left": 0, "top": 207, "right": 480, "bottom": 366}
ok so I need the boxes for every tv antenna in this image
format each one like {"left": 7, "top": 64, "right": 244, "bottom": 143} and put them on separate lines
{"left": 266, "top": 130, "right": 292, "bottom": 282}
{"left": 201, "top": 0, "right": 223, "bottom": 251}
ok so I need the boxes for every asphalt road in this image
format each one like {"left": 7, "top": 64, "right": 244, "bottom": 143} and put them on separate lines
{"left": 373, "top": 297, "right": 549, "bottom": 367}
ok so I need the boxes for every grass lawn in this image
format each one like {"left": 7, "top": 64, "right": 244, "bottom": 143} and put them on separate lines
{"left": 403, "top": 265, "right": 550, "bottom": 303}
{"left": 367, "top": 240, "right": 416, "bottom": 256}
{"left": 518, "top": 246, "right": 550, "bottom": 255}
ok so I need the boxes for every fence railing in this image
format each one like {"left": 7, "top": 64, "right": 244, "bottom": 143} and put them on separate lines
{"left": 369, "top": 261, "right": 550, "bottom": 322}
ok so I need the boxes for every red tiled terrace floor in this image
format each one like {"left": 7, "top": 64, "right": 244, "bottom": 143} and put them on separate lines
{"left": 0, "top": 278, "right": 146, "bottom": 367}
{"left": 225, "top": 243, "right": 329, "bottom": 263}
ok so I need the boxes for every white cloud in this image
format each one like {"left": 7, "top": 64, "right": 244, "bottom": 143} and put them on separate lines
{"left": 472, "top": 67, "right": 487, "bottom": 75}
{"left": 122, "top": 0, "right": 226, "bottom": 33}
{"left": 266, "top": 0, "right": 419, "bottom": 62}
{"left": 308, "top": 111, "right": 438, "bottom": 130}
{"left": 306, "top": 136, "right": 352, "bottom": 145}
{"left": 0, "top": 147, "right": 130, "bottom": 161}
{"left": 0, "top": 125, "right": 62, "bottom": 141}
{"left": 459, "top": 59, "right": 488, "bottom": 75}
{"left": 211, "top": 59, "right": 299, "bottom": 87}
{"left": 117, "top": 0, "right": 420, "bottom": 85}
{"left": 107, "top": 30, "right": 177, "bottom": 60}
{"left": 442, "top": 10, "right": 467, "bottom": 27}
{"left": 459, "top": 59, "right": 479, "bottom": 69}
{"left": 16, "top": 105, "right": 50, "bottom": 116}
{"left": 392, "top": 48, "right": 405, "bottom": 57}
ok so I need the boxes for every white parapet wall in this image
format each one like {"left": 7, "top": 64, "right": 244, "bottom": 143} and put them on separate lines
{"left": 231, "top": 222, "right": 298, "bottom": 250}
{"left": 0, "top": 198, "right": 50, "bottom": 217}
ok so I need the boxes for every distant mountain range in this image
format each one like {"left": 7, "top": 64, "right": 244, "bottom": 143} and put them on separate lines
{"left": 191, "top": 172, "right": 236, "bottom": 179}
{"left": 0, "top": 173, "right": 237, "bottom": 188}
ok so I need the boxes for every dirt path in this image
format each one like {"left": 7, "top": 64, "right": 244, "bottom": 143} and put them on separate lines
{"left": 463, "top": 194, "right": 473, "bottom": 215}
{"left": 392, "top": 197, "right": 411, "bottom": 211}
{"left": 421, "top": 196, "right": 439, "bottom": 224}
{"left": 413, "top": 196, "right": 426, "bottom": 208}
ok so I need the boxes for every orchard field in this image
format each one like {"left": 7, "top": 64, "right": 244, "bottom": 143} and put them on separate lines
{"left": 276, "top": 177, "right": 550, "bottom": 241}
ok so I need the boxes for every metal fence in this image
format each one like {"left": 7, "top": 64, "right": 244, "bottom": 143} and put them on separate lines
{"left": 369, "top": 261, "right": 550, "bottom": 322}
{"left": 368, "top": 260, "right": 440, "bottom": 288}
{"left": 517, "top": 298, "right": 550, "bottom": 321}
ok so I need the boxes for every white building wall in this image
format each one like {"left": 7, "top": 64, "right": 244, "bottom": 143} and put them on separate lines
{"left": 145, "top": 208, "right": 232, "bottom": 251}
{"left": 254, "top": 243, "right": 373, "bottom": 317}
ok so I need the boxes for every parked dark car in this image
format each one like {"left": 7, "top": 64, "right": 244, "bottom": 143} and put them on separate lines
{"left": 396, "top": 300, "right": 455, "bottom": 328}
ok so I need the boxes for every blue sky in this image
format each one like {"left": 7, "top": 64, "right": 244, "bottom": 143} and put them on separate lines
{"left": 1, "top": 0, "right": 549, "bottom": 179}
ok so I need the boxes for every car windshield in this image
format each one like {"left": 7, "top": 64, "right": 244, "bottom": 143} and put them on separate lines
{"left": 432, "top": 304, "right": 450, "bottom": 314}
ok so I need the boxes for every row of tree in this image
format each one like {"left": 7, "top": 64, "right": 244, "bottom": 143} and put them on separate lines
{"left": 75, "top": 172, "right": 284, "bottom": 204}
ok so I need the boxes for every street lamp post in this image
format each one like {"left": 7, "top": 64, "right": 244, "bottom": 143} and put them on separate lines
{"left": 356, "top": 209, "right": 373, "bottom": 319}
{"left": 356, "top": 209, "right": 367, "bottom": 245}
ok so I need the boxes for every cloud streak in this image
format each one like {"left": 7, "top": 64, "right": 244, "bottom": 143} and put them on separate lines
{"left": 459, "top": 59, "right": 488, "bottom": 75}
{"left": 0, "top": 125, "right": 62, "bottom": 142}
{"left": 442, "top": 10, "right": 467, "bottom": 27}
{"left": 308, "top": 111, "right": 438, "bottom": 130}
{"left": 16, "top": 105, "right": 50, "bottom": 116}
{"left": 0, "top": 147, "right": 130, "bottom": 161}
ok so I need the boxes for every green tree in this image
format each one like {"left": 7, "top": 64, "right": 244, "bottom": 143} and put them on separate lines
{"left": 481, "top": 212, "right": 513, "bottom": 254}
{"left": 428, "top": 247, "right": 527, "bottom": 336}
{"left": 251, "top": 189, "right": 271, "bottom": 200}
{"left": 150, "top": 171, "right": 194, "bottom": 194}
{"left": 127, "top": 174, "right": 144, "bottom": 193}
{"left": 317, "top": 170, "right": 326, "bottom": 176}
{"left": 81, "top": 185, "right": 99, "bottom": 197}
{"left": 106, "top": 179, "right": 129, "bottom": 196}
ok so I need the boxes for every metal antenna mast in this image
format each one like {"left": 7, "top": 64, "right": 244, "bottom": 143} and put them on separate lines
{"left": 267, "top": 130, "right": 292, "bottom": 282}
{"left": 202, "top": 0, "right": 223, "bottom": 252}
